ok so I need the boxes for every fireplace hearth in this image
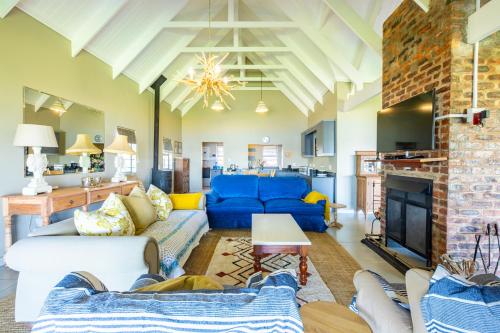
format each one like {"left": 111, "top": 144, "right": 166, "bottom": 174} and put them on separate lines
{"left": 385, "top": 175, "right": 433, "bottom": 266}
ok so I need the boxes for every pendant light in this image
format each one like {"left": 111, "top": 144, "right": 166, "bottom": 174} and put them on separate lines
{"left": 211, "top": 99, "right": 224, "bottom": 111}
{"left": 255, "top": 72, "right": 269, "bottom": 113}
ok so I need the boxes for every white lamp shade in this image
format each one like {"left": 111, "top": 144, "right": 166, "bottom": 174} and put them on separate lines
{"left": 211, "top": 100, "right": 224, "bottom": 111}
{"left": 66, "top": 134, "right": 102, "bottom": 155}
{"left": 104, "top": 134, "right": 135, "bottom": 155}
{"left": 13, "top": 124, "right": 58, "bottom": 147}
{"left": 255, "top": 100, "right": 269, "bottom": 113}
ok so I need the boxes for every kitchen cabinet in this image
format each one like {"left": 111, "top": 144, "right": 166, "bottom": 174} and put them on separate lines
{"left": 301, "top": 121, "right": 335, "bottom": 157}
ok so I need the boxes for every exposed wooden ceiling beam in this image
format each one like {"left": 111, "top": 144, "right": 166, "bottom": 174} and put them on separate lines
{"left": 247, "top": 53, "right": 316, "bottom": 112}
{"left": 233, "top": 86, "right": 279, "bottom": 91}
{"left": 34, "top": 93, "right": 51, "bottom": 112}
{"left": 272, "top": 0, "right": 364, "bottom": 87}
{"left": 412, "top": 0, "right": 430, "bottom": 12}
{"left": 112, "top": 0, "right": 190, "bottom": 79}
{"left": 352, "top": 0, "right": 383, "bottom": 69}
{"left": 230, "top": 77, "right": 282, "bottom": 82}
{"left": 182, "top": 46, "right": 290, "bottom": 53}
{"left": 322, "top": 0, "right": 382, "bottom": 55}
{"left": 193, "top": 64, "right": 286, "bottom": 70}
{"left": 274, "top": 83, "right": 309, "bottom": 116}
{"left": 0, "top": 0, "right": 19, "bottom": 19}
{"left": 163, "top": 21, "right": 298, "bottom": 29}
{"left": 467, "top": 0, "right": 500, "bottom": 43}
{"left": 71, "top": 0, "right": 127, "bottom": 57}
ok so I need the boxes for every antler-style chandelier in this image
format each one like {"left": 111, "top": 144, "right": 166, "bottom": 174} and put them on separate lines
{"left": 178, "top": 0, "right": 243, "bottom": 110}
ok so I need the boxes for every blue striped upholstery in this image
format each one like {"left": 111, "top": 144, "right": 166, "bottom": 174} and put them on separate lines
{"left": 32, "top": 270, "right": 303, "bottom": 333}
{"left": 421, "top": 265, "right": 500, "bottom": 333}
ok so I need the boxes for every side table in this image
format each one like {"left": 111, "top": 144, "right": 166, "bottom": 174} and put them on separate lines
{"left": 329, "top": 203, "right": 347, "bottom": 229}
{"left": 300, "top": 301, "right": 371, "bottom": 333}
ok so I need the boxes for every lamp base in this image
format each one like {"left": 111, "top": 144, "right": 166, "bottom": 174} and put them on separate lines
{"left": 22, "top": 184, "right": 52, "bottom": 196}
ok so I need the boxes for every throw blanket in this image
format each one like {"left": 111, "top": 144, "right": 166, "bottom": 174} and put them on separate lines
{"left": 141, "top": 210, "right": 209, "bottom": 278}
{"left": 303, "top": 191, "right": 330, "bottom": 221}
{"left": 421, "top": 265, "right": 500, "bottom": 333}
{"left": 32, "top": 270, "right": 303, "bottom": 333}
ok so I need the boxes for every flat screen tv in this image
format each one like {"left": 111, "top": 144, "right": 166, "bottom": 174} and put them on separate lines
{"left": 377, "top": 90, "right": 435, "bottom": 153}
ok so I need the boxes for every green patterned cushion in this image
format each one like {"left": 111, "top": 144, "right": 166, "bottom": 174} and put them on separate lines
{"left": 147, "top": 184, "right": 173, "bottom": 221}
{"left": 74, "top": 193, "right": 135, "bottom": 236}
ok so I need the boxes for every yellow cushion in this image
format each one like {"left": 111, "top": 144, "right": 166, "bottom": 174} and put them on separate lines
{"left": 74, "top": 193, "right": 135, "bottom": 236}
{"left": 120, "top": 186, "right": 157, "bottom": 234}
{"left": 169, "top": 192, "right": 203, "bottom": 210}
{"left": 146, "top": 184, "right": 173, "bottom": 221}
{"left": 303, "top": 191, "right": 331, "bottom": 221}
{"left": 134, "top": 275, "right": 223, "bottom": 292}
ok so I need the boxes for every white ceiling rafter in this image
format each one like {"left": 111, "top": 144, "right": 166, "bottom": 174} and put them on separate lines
{"left": 270, "top": 0, "right": 364, "bottom": 88}
{"left": 353, "top": 0, "right": 383, "bottom": 69}
{"left": 162, "top": 21, "right": 298, "bottom": 28}
{"left": 71, "top": 0, "right": 127, "bottom": 57}
{"left": 321, "top": 0, "right": 382, "bottom": 55}
{"left": 274, "top": 83, "right": 309, "bottom": 116}
{"left": 412, "top": 0, "right": 430, "bottom": 12}
{"left": 0, "top": 0, "right": 19, "bottom": 19}
{"left": 246, "top": 52, "right": 315, "bottom": 113}
{"left": 182, "top": 46, "right": 290, "bottom": 53}
{"left": 111, "top": 0, "right": 190, "bottom": 80}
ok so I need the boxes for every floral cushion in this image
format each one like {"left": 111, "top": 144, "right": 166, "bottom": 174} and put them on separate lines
{"left": 147, "top": 184, "right": 173, "bottom": 221}
{"left": 74, "top": 193, "right": 135, "bottom": 236}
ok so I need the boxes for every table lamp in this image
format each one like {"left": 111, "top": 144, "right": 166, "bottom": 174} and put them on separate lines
{"left": 104, "top": 134, "right": 135, "bottom": 182}
{"left": 66, "top": 134, "right": 102, "bottom": 174}
{"left": 13, "top": 124, "right": 58, "bottom": 195}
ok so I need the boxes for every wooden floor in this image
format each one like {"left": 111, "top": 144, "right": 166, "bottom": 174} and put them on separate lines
{"left": 184, "top": 229, "right": 361, "bottom": 305}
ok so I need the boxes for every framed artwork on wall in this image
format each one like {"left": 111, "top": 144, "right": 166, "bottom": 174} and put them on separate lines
{"left": 174, "top": 141, "right": 182, "bottom": 154}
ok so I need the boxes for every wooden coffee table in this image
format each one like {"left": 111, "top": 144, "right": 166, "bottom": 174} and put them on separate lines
{"left": 251, "top": 214, "right": 311, "bottom": 285}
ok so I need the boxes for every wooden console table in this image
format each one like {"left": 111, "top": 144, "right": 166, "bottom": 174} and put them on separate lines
{"left": 2, "top": 181, "right": 139, "bottom": 251}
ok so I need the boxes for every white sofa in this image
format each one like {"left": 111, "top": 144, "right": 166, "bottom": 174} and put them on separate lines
{"left": 353, "top": 268, "right": 433, "bottom": 333}
{"left": 5, "top": 209, "right": 209, "bottom": 323}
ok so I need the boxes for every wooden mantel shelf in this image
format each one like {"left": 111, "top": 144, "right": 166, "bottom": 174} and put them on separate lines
{"left": 368, "top": 157, "right": 448, "bottom": 167}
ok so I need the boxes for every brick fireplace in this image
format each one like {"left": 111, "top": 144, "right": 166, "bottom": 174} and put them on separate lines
{"left": 381, "top": 0, "right": 499, "bottom": 266}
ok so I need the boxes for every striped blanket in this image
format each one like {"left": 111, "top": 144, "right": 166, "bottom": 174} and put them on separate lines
{"left": 421, "top": 265, "right": 500, "bottom": 333}
{"left": 141, "top": 210, "right": 209, "bottom": 278}
{"left": 32, "top": 270, "right": 303, "bottom": 333}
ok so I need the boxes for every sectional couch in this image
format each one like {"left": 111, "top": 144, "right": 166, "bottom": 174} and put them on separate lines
{"left": 206, "top": 175, "right": 328, "bottom": 232}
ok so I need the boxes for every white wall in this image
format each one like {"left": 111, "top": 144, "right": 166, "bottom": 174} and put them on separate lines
{"left": 0, "top": 10, "right": 181, "bottom": 263}
{"left": 336, "top": 95, "right": 381, "bottom": 210}
{"left": 182, "top": 91, "right": 308, "bottom": 191}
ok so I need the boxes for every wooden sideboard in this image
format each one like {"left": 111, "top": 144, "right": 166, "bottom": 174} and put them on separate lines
{"left": 2, "top": 181, "right": 139, "bottom": 251}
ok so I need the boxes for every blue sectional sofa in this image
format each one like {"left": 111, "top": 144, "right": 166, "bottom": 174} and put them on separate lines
{"left": 206, "top": 175, "right": 327, "bottom": 232}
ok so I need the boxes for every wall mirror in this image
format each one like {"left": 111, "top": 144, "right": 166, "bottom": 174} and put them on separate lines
{"left": 23, "top": 87, "right": 105, "bottom": 176}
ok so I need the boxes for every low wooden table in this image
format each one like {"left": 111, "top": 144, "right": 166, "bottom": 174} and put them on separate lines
{"left": 300, "top": 301, "right": 371, "bottom": 333}
{"left": 251, "top": 214, "right": 311, "bottom": 285}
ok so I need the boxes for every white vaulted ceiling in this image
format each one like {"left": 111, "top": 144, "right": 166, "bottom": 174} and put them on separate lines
{"left": 2, "top": 0, "right": 403, "bottom": 116}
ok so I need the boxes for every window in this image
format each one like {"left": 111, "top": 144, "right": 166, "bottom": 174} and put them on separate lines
{"left": 162, "top": 137, "right": 174, "bottom": 170}
{"left": 117, "top": 127, "right": 137, "bottom": 174}
{"left": 262, "top": 145, "right": 282, "bottom": 168}
{"left": 216, "top": 143, "right": 224, "bottom": 166}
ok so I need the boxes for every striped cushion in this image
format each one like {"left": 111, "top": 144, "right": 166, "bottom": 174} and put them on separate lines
{"left": 32, "top": 270, "right": 303, "bottom": 333}
{"left": 421, "top": 265, "right": 500, "bottom": 333}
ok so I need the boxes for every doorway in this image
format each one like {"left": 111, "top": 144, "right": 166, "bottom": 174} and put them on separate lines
{"left": 202, "top": 142, "right": 224, "bottom": 190}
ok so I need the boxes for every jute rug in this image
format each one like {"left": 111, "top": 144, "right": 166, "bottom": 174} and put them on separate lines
{"left": 205, "top": 237, "right": 335, "bottom": 304}
{"left": 0, "top": 295, "right": 29, "bottom": 333}
{"left": 185, "top": 229, "right": 361, "bottom": 305}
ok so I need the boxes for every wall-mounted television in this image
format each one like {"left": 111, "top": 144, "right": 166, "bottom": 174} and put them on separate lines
{"left": 377, "top": 90, "right": 435, "bottom": 153}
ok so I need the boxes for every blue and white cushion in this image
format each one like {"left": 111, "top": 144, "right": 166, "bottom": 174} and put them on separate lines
{"left": 421, "top": 265, "right": 500, "bottom": 333}
{"left": 32, "top": 270, "right": 303, "bottom": 333}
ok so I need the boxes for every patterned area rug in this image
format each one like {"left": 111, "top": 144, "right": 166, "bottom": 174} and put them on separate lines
{"left": 205, "top": 237, "right": 335, "bottom": 304}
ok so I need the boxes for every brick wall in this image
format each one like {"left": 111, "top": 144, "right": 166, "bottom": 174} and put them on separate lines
{"left": 382, "top": 0, "right": 499, "bottom": 266}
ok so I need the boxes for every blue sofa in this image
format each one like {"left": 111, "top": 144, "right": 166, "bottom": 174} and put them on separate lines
{"left": 206, "top": 175, "right": 327, "bottom": 232}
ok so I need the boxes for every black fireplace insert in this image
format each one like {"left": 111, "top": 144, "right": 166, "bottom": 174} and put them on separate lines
{"left": 385, "top": 175, "right": 433, "bottom": 266}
